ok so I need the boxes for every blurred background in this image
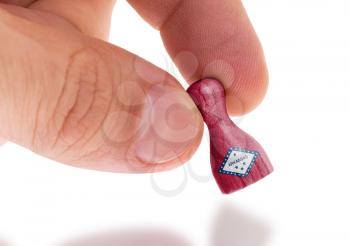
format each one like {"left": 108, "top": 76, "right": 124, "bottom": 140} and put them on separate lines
{"left": 1, "top": 0, "right": 350, "bottom": 245}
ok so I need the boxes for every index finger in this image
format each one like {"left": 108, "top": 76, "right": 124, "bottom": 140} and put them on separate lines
{"left": 128, "top": 0, "right": 268, "bottom": 115}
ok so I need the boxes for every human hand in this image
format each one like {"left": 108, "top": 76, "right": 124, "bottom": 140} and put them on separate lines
{"left": 0, "top": 0, "right": 268, "bottom": 173}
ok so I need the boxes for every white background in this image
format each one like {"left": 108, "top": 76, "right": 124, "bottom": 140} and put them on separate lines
{"left": 1, "top": 0, "right": 350, "bottom": 245}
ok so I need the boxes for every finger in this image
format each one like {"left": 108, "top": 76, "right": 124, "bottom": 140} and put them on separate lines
{"left": 128, "top": 0, "right": 268, "bottom": 115}
{"left": 29, "top": 0, "right": 116, "bottom": 40}
{"left": 0, "top": 0, "right": 116, "bottom": 40}
{"left": 0, "top": 6, "right": 203, "bottom": 173}
{"left": 0, "top": 0, "right": 35, "bottom": 6}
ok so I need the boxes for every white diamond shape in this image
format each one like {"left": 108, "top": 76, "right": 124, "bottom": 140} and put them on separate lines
{"left": 219, "top": 147, "right": 259, "bottom": 177}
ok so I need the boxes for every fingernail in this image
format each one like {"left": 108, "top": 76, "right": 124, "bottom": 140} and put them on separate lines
{"left": 135, "top": 85, "right": 202, "bottom": 164}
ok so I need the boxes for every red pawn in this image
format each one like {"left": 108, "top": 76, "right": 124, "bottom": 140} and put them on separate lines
{"left": 187, "top": 79, "right": 273, "bottom": 194}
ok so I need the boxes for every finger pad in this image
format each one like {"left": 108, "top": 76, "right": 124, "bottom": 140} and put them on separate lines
{"left": 160, "top": 0, "right": 268, "bottom": 115}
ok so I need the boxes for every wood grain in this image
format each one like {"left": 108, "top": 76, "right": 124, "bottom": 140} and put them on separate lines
{"left": 187, "top": 78, "right": 273, "bottom": 194}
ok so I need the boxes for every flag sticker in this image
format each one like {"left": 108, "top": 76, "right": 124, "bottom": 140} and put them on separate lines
{"left": 219, "top": 147, "right": 259, "bottom": 177}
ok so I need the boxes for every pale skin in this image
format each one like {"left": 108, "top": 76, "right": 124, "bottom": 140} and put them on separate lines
{"left": 0, "top": 0, "right": 268, "bottom": 173}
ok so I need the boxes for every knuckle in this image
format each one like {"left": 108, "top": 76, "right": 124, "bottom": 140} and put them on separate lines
{"left": 37, "top": 47, "right": 113, "bottom": 158}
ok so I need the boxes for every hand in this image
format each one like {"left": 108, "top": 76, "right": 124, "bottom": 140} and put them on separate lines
{"left": 0, "top": 0, "right": 268, "bottom": 173}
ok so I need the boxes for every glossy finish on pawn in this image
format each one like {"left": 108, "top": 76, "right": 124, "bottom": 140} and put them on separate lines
{"left": 187, "top": 79, "right": 273, "bottom": 194}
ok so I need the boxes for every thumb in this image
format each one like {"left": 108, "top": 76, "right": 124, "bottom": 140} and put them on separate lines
{"left": 0, "top": 6, "right": 203, "bottom": 173}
